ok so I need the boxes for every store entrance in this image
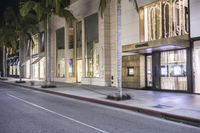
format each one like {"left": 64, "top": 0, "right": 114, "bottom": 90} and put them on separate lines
{"left": 193, "top": 40, "right": 200, "bottom": 94}
{"left": 146, "top": 55, "right": 152, "bottom": 88}
{"left": 77, "top": 60, "right": 82, "bottom": 83}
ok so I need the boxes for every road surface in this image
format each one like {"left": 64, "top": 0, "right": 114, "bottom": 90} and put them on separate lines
{"left": 0, "top": 82, "right": 199, "bottom": 133}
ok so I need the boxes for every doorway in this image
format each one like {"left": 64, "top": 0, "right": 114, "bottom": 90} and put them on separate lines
{"left": 193, "top": 40, "right": 200, "bottom": 93}
{"left": 77, "top": 60, "right": 82, "bottom": 83}
{"left": 146, "top": 55, "right": 152, "bottom": 87}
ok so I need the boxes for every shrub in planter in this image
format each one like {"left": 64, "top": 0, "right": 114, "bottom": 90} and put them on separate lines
{"left": 107, "top": 93, "right": 132, "bottom": 101}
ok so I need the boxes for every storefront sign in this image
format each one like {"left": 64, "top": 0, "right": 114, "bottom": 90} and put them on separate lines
{"left": 135, "top": 43, "right": 149, "bottom": 48}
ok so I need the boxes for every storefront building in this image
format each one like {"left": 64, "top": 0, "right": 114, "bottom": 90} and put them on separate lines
{"left": 121, "top": 0, "right": 192, "bottom": 92}
{"left": 19, "top": 0, "right": 200, "bottom": 94}
{"left": 22, "top": 32, "right": 46, "bottom": 80}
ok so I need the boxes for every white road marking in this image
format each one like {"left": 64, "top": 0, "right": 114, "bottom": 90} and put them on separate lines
{"left": 7, "top": 94, "right": 109, "bottom": 133}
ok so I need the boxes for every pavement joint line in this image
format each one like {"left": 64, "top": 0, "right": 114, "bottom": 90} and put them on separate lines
{"left": 7, "top": 94, "right": 110, "bottom": 133}
{"left": 1, "top": 81, "right": 200, "bottom": 127}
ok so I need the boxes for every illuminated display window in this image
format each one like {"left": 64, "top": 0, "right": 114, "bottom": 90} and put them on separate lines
{"left": 160, "top": 49, "right": 187, "bottom": 90}
{"left": 32, "top": 34, "right": 39, "bottom": 55}
{"left": 140, "top": 0, "right": 188, "bottom": 42}
{"left": 39, "top": 32, "right": 45, "bottom": 52}
{"left": 161, "top": 66, "right": 168, "bottom": 77}
{"left": 127, "top": 67, "right": 134, "bottom": 76}
{"left": 68, "top": 59, "right": 74, "bottom": 77}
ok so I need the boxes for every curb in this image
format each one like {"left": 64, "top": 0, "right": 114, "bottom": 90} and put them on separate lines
{"left": 2, "top": 81, "right": 200, "bottom": 127}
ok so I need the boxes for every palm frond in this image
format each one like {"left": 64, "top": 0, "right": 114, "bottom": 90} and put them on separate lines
{"left": 129, "top": 0, "right": 139, "bottom": 13}
{"left": 99, "top": 0, "right": 110, "bottom": 18}
{"left": 58, "top": 8, "right": 76, "bottom": 23}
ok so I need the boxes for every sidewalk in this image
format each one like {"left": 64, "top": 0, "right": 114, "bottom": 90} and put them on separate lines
{"left": 1, "top": 78, "right": 200, "bottom": 127}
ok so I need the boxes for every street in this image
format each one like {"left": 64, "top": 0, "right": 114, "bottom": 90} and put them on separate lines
{"left": 0, "top": 82, "right": 199, "bottom": 133}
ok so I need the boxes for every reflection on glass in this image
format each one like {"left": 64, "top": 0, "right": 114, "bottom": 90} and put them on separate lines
{"left": 68, "top": 59, "right": 74, "bottom": 77}
{"left": 85, "top": 13, "right": 99, "bottom": 78}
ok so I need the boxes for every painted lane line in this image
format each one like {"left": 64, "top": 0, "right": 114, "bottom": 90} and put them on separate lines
{"left": 7, "top": 94, "right": 109, "bottom": 133}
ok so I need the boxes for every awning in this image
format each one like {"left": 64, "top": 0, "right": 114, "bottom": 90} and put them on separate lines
{"left": 32, "top": 53, "right": 45, "bottom": 64}
{"left": 67, "top": 0, "right": 99, "bottom": 20}
{"left": 123, "top": 35, "right": 189, "bottom": 54}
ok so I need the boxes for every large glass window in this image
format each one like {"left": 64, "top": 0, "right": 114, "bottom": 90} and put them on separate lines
{"left": 39, "top": 32, "right": 45, "bottom": 52}
{"left": 141, "top": 0, "right": 188, "bottom": 42}
{"left": 193, "top": 41, "right": 200, "bottom": 94}
{"left": 160, "top": 49, "right": 187, "bottom": 90}
{"left": 76, "top": 22, "right": 82, "bottom": 59}
{"left": 56, "top": 27, "right": 65, "bottom": 78}
{"left": 32, "top": 34, "right": 39, "bottom": 55}
{"left": 68, "top": 59, "right": 74, "bottom": 77}
{"left": 85, "top": 13, "right": 99, "bottom": 77}
{"left": 69, "top": 25, "right": 74, "bottom": 49}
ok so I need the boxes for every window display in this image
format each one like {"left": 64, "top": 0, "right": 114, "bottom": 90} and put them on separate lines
{"left": 127, "top": 67, "right": 134, "bottom": 76}
{"left": 32, "top": 34, "right": 39, "bottom": 55}
{"left": 160, "top": 66, "right": 168, "bottom": 76}
{"left": 39, "top": 32, "right": 45, "bottom": 52}
{"left": 141, "top": 0, "right": 188, "bottom": 42}
{"left": 169, "top": 64, "right": 186, "bottom": 76}
{"left": 68, "top": 59, "right": 74, "bottom": 77}
{"left": 160, "top": 50, "right": 187, "bottom": 90}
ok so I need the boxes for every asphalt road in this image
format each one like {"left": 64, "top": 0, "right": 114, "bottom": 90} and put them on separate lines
{"left": 0, "top": 82, "right": 200, "bottom": 133}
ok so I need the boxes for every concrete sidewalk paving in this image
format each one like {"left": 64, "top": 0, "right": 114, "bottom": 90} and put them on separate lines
{"left": 1, "top": 78, "right": 200, "bottom": 127}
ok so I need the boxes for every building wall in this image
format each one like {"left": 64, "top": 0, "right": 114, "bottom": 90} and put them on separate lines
{"left": 190, "top": 0, "right": 200, "bottom": 38}
{"left": 122, "top": 55, "right": 145, "bottom": 88}
{"left": 121, "top": 0, "right": 158, "bottom": 45}
{"left": 121, "top": 0, "right": 139, "bottom": 45}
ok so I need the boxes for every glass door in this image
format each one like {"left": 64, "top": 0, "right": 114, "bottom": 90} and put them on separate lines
{"left": 146, "top": 55, "right": 152, "bottom": 87}
{"left": 193, "top": 40, "right": 200, "bottom": 94}
{"left": 77, "top": 60, "right": 82, "bottom": 83}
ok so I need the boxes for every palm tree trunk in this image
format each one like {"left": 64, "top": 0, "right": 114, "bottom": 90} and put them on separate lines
{"left": 46, "top": 14, "right": 51, "bottom": 85}
{"left": 3, "top": 45, "right": 6, "bottom": 78}
{"left": 30, "top": 40, "right": 33, "bottom": 80}
{"left": 117, "top": 1, "right": 122, "bottom": 98}
{"left": 19, "top": 38, "right": 22, "bottom": 81}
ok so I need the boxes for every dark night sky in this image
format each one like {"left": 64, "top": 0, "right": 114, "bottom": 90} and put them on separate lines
{"left": 0, "top": 0, "right": 19, "bottom": 19}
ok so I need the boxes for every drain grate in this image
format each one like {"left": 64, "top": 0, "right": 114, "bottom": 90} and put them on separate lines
{"left": 152, "top": 104, "right": 173, "bottom": 109}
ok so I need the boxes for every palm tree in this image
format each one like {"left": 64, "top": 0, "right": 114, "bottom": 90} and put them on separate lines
{"left": 2, "top": 7, "right": 39, "bottom": 83}
{"left": 20, "top": 0, "right": 75, "bottom": 87}
{"left": 0, "top": 19, "right": 18, "bottom": 80}
{"left": 99, "top": 0, "right": 138, "bottom": 98}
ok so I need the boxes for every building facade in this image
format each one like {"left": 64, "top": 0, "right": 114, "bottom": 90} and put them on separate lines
{"left": 18, "top": 0, "right": 200, "bottom": 94}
